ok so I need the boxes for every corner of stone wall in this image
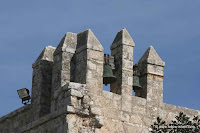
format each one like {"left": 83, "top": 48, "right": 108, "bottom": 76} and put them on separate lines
{"left": 75, "top": 29, "right": 104, "bottom": 96}
{"left": 0, "top": 105, "right": 32, "bottom": 133}
{"left": 137, "top": 46, "right": 165, "bottom": 120}
{"left": 51, "top": 32, "right": 77, "bottom": 112}
{"left": 62, "top": 82, "right": 104, "bottom": 133}
{"left": 32, "top": 45, "right": 55, "bottom": 119}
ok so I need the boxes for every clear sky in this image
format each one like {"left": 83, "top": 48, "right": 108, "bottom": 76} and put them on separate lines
{"left": 0, "top": 0, "right": 200, "bottom": 117}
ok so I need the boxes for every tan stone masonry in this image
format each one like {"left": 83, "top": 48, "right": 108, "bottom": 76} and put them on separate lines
{"left": 0, "top": 28, "right": 199, "bottom": 133}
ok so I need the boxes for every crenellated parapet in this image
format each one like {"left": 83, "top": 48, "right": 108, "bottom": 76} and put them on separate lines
{"left": 0, "top": 28, "right": 199, "bottom": 133}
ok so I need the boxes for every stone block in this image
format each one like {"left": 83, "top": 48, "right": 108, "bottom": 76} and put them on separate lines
{"left": 65, "top": 114, "right": 82, "bottom": 133}
{"left": 166, "top": 112, "right": 177, "bottom": 122}
{"left": 93, "top": 116, "right": 104, "bottom": 128}
{"left": 119, "top": 111, "right": 130, "bottom": 122}
{"left": 90, "top": 107, "right": 102, "bottom": 115}
{"left": 77, "top": 29, "right": 103, "bottom": 53}
{"left": 66, "top": 89, "right": 83, "bottom": 98}
{"left": 132, "top": 96, "right": 146, "bottom": 107}
{"left": 122, "top": 60, "right": 133, "bottom": 70}
{"left": 147, "top": 64, "right": 164, "bottom": 76}
{"left": 63, "top": 82, "right": 86, "bottom": 92}
{"left": 163, "top": 103, "right": 177, "bottom": 111}
{"left": 87, "top": 49, "right": 104, "bottom": 61}
{"left": 101, "top": 108, "right": 120, "bottom": 120}
{"left": 121, "top": 95, "right": 132, "bottom": 112}
{"left": 66, "top": 106, "right": 75, "bottom": 113}
{"left": 87, "top": 60, "right": 97, "bottom": 70}
{"left": 102, "top": 91, "right": 113, "bottom": 99}
{"left": 110, "top": 28, "right": 135, "bottom": 50}
{"left": 113, "top": 93, "right": 121, "bottom": 101}
{"left": 91, "top": 95, "right": 105, "bottom": 107}
{"left": 66, "top": 96, "right": 77, "bottom": 106}
{"left": 122, "top": 123, "right": 143, "bottom": 133}
{"left": 129, "top": 114, "right": 143, "bottom": 124}
{"left": 82, "top": 95, "right": 90, "bottom": 104}
{"left": 111, "top": 99, "right": 122, "bottom": 110}
{"left": 142, "top": 117, "right": 152, "bottom": 127}
{"left": 131, "top": 106, "right": 146, "bottom": 116}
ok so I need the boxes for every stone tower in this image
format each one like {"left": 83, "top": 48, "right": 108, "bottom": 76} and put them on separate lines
{"left": 0, "top": 29, "right": 199, "bottom": 133}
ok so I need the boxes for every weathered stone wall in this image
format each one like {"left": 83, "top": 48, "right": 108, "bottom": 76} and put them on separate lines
{"left": 32, "top": 46, "right": 55, "bottom": 119}
{"left": 0, "top": 28, "right": 199, "bottom": 133}
{"left": 1, "top": 84, "right": 199, "bottom": 133}
{"left": 0, "top": 105, "right": 32, "bottom": 133}
{"left": 161, "top": 103, "right": 200, "bottom": 124}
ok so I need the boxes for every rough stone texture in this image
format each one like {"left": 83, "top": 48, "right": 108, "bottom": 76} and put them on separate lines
{"left": 32, "top": 46, "right": 56, "bottom": 119}
{"left": 0, "top": 29, "right": 199, "bottom": 133}
{"left": 51, "top": 32, "right": 77, "bottom": 112}
{"left": 75, "top": 29, "right": 104, "bottom": 95}
{"left": 137, "top": 46, "right": 165, "bottom": 120}
{"left": 110, "top": 28, "right": 134, "bottom": 97}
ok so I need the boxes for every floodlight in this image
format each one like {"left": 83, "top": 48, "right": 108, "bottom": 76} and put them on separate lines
{"left": 17, "top": 88, "right": 31, "bottom": 105}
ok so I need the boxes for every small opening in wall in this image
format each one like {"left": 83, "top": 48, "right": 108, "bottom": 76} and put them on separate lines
{"left": 103, "top": 84, "right": 110, "bottom": 92}
{"left": 132, "top": 91, "right": 135, "bottom": 96}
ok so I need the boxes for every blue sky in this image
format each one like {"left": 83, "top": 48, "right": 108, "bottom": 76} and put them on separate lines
{"left": 0, "top": 0, "right": 200, "bottom": 117}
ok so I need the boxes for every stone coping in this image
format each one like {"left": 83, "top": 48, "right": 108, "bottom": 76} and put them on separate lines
{"left": 163, "top": 103, "right": 199, "bottom": 116}
{"left": 0, "top": 104, "right": 31, "bottom": 123}
{"left": 18, "top": 105, "right": 70, "bottom": 133}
